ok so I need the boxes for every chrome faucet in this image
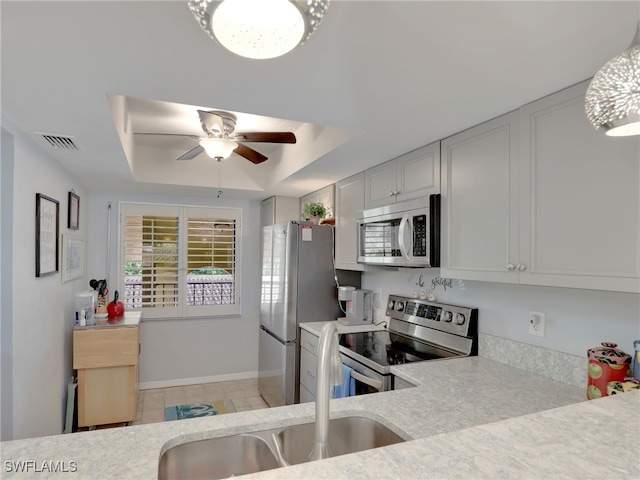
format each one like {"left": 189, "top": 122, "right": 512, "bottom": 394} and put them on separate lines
{"left": 308, "top": 322, "right": 343, "bottom": 461}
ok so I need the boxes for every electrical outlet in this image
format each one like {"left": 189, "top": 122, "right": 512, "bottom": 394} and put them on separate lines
{"left": 528, "top": 311, "right": 546, "bottom": 337}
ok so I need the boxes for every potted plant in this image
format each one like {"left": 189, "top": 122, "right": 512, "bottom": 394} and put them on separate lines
{"left": 302, "top": 202, "right": 328, "bottom": 224}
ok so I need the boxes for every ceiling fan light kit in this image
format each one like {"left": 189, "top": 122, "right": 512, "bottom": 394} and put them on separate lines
{"left": 188, "top": 0, "right": 330, "bottom": 59}
{"left": 585, "top": 20, "right": 640, "bottom": 137}
{"left": 199, "top": 137, "right": 239, "bottom": 160}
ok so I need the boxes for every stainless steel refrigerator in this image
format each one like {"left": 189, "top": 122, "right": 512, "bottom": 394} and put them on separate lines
{"left": 258, "top": 221, "right": 359, "bottom": 407}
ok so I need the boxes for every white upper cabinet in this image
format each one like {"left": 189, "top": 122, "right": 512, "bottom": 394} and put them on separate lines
{"left": 442, "top": 81, "right": 640, "bottom": 293}
{"left": 335, "top": 172, "right": 365, "bottom": 271}
{"left": 441, "top": 111, "right": 520, "bottom": 284}
{"left": 364, "top": 142, "right": 440, "bottom": 209}
{"left": 261, "top": 196, "right": 300, "bottom": 227}
{"left": 300, "top": 184, "right": 335, "bottom": 219}
{"left": 518, "top": 81, "right": 640, "bottom": 292}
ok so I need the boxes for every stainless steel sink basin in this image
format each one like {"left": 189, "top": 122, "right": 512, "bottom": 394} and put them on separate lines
{"left": 158, "top": 416, "right": 406, "bottom": 479}
{"left": 275, "top": 416, "right": 405, "bottom": 465}
{"left": 158, "top": 434, "right": 280, "bottom": 480}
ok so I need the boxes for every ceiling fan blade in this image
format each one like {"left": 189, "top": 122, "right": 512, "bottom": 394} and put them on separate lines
{"left": 234, "top": 143, "right": 268, "bottom": 164}
{"left": 177, "top": 145, "right": 204, "bottom": 161}
{"left": 236, "top": 132, "right": 296, "bottom": 144}
{"left": 198, "top": 110, "right": 225, "bottom": 135}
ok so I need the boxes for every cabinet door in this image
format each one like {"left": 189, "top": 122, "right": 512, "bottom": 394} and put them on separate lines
{"left": 261, "top": 196, "right": 299, "bottom": 226}
{"left": 299, "top": 346, "right": 318, "bottom": 396}
{"left": 335, "top": 172, "right": 365, "bottom": 270}
{"left": 396, "top": 142, "right": 441, "bottom": 203}
{"left": 519, "top": 81, "right": 640, "bottom": 292}
{"left": 364, "top": 159, "right": 397, "bottom": 209}
{"left": 301, "top": 184, "right": 335, "bottom": 219}
{"left": 441, "top": 111, "right": 520, "bottom": 283}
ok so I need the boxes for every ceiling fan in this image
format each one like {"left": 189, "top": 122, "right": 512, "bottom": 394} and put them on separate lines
{"left": 136, "top": 109, "right": 296, "bottom": 164}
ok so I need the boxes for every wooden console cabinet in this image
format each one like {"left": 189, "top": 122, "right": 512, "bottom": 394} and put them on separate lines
{"left": 73, "top": 316, "right": 140, "bottom": 427}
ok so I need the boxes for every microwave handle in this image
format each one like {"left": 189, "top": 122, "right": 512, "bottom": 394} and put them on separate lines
{"left": 398, "top": 215, "right": 411, "bottom": 260}
{"left": 350, "top": 370, "right": 383, "bottom": 391}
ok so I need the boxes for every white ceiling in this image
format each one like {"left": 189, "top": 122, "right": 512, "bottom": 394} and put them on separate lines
{"left": 2, "top": 1, "right": 638, "bottom": 200}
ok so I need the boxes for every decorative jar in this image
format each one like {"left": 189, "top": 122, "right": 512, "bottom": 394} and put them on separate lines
{"left": 587, "top": 342, "right": 631, "bottom": 400}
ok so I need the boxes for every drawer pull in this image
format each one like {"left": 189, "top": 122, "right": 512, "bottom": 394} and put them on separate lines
{"left": 307, "top": 370, "right": 316, "bottom": 379}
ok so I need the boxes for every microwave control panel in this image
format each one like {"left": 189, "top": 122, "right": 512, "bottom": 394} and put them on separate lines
{"left": 412, "top": 214, "right": 427, "bottom": 257}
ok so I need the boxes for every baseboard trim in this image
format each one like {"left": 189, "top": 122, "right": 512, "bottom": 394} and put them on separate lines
{"left": 139, "top": 371, "right": 259, "bottom": 390}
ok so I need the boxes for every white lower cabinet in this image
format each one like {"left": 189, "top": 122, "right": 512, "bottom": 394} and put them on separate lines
{"left": 299, "top": 329, "right": 319, "bottom": 402}
{"left": 442, "top": 80, "right": 640, "bottom": 293}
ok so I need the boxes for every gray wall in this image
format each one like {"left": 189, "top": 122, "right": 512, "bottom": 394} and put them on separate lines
{"left": 362, "top": 267, "right": 640, "bottom": 358}
{"left": 2, "top": 116, "right": 89, "bottom": 440}
{"left": 1, "top": 129, "right": 15, "bottom": 440}
{"left": 86, "top": 192, "right": 262, "bottom": 388}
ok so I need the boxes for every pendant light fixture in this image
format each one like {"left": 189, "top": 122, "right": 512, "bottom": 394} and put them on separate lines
{"left": 188, "top": 0, "right": 330, "bottom": 60}
{"left": 585, "top": 21, "right": 640, "bottom": 136}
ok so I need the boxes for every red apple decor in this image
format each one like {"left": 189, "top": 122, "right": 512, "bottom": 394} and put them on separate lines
{"left": 107, "top": 290, "right": 125, "bottom": 317}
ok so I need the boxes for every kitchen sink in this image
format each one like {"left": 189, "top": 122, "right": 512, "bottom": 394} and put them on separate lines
{"left": 158, "top": 433, "right": 280, "bottom": 480}
{"left": 158, "top": 416, "right": 406, "bottom": 479}
{"left": 275, "top": 416, "right": 405, "bottom": 465}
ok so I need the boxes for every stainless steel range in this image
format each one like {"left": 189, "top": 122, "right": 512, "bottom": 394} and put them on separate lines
{"left": 338, "top": 294, "right": 478, "bottom": 394}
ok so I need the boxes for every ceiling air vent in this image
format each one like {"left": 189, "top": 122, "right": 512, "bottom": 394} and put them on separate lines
{"left": 34, "top": 132, "right": 83, "bottom": 151}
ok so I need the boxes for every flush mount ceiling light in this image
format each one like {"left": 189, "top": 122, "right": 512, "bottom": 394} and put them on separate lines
{"left": 199, "top": 137, "right": 238, "bottom": 160}
{"left": 585, "top": 21, "right": 640, "bottom": 137}
{"left": 188, "top": 0, "right": 330, "bottom": 59}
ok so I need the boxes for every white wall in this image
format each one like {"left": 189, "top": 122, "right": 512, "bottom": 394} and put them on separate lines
{"left": 86, "top": 192, "right": 262, "bottom": 388}
{"left": 2, "top": 116, "right": 89, "bottom": 440}
{"left": 362, "top": 267, "right": 640, "bottom": 358}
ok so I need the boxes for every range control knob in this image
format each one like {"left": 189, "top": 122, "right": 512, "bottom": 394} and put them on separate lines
{"left": 395, "top": 301, "right": 405, "bottom": 312}
{"left": 442, "top": 310, "right": 453, "bottom": 322}
{"left": 388, "top": 300, "right": 395, "bottom": 310}
{"left": 453, "top": 313, "right": 466, "bottom": 325}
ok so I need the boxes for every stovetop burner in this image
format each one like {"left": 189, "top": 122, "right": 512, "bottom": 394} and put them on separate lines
{"left": 338, "top": 330, "right": 459, "bottom": 369}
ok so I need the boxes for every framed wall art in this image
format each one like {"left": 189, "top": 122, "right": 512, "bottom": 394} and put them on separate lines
{"left": 36, "top": 193, "right": 59, "bottom": 277}
{"left": 62, "top": 234, "right": 84, "bottom": 283}
{"left": 68, "top": 191, "right": 80, "bottom": 230}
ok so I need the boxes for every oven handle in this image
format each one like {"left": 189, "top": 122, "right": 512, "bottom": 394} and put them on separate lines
{"left": 350, "top": 369, "right": 383, "bottom": 391}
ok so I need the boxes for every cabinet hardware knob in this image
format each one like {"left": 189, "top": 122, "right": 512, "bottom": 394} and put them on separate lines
{"left": 507, "top": 263, "right": 515, "bottom": 271}
{"left": 389, "top": 191, "right": 395, "bottom": 197}
{"left": 517, "top": 263, "right": 527, "bottom": 271}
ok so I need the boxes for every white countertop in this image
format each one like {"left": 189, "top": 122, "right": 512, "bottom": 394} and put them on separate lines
{"left": 2, "top": 321, "right": 638, "bottom": 479}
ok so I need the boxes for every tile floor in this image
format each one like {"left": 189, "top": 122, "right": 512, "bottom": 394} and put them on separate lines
{"left": 132, "top": 378, "right": 269, "bottom": 426}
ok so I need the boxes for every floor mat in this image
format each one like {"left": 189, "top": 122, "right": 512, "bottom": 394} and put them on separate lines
{"left": 164, "top": 400, "right": 236, "bottom": 421}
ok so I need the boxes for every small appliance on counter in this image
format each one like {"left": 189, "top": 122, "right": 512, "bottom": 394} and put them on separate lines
{"left": 587, "top": 342, "right": 632, "bottom": 400}
{"left": 337, "top": 286, "right": 372, "bottom": 326}
{"left": 75, "top": 290, "right": 97, "bottom": 326}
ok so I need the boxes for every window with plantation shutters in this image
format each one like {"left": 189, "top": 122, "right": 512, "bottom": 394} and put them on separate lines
{"left": 120, "top": 203, "right": 241, "bottom": 318}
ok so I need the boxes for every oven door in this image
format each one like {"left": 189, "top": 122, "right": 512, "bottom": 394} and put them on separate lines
{"left": 340, "top": 354, "right": 390, "bottom": 394}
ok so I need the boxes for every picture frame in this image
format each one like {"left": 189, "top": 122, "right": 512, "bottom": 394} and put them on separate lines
{"left": 36, "top": 193, "right": 59, "bottom": 277}
{"left": 62, "top": 234, "right": 84, "bottom": 283}
{"left": 68, "top": 191, "right": 80, "bottom": 230}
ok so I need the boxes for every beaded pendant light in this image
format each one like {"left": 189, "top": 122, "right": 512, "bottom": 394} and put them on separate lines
{"left": 585, "top": 21, "right": 640, "bottom": 136}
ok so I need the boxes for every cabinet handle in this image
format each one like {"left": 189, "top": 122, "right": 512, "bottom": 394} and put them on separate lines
{"left": 507, "top": 263, "right": 515, "bottom": 271}
{"left": 517, "top": 263, "right": 527, "bottom": 271}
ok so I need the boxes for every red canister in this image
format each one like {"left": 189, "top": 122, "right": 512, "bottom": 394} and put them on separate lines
{"left": 587, "top": 342, "right": 631, "bottom": 400}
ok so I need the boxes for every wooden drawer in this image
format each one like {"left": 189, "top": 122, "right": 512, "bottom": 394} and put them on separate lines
{"left": 73, "top": 327, "right": 139, "bottom": 369}
{"left": 300, "top": 329, "right": 319, "bottom": 354}
{"left": 299, "top": 346, "right": 318, "bottom": 395}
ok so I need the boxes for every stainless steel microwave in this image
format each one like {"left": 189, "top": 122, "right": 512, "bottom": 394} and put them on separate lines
{"left": 356, "top": 195, "right": 440, "bottom": 267}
